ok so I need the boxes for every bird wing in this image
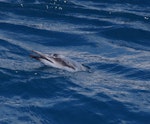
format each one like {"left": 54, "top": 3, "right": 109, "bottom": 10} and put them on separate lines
{"left": 53, "top": 56, "right": 76, "bottom": 70}
{"left": 31, "top": 50, "right": 53, "bottom": 63}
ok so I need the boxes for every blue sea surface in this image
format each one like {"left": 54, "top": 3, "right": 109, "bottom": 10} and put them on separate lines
{"left": 0, "top": 0, "right": 150, "bottom": 124}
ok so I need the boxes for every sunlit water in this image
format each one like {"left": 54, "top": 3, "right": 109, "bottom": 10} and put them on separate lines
{"left": 0, "top": 0, "right": 150, "bottom": 124}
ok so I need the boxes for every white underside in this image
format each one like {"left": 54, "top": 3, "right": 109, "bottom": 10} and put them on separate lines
{"left": 40, "top": 58, "right": 86, "bottom": 72}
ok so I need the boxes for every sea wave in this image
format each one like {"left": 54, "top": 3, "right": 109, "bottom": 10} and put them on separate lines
{"left": 0, "top": 0, "right": 150, "bottom": 124}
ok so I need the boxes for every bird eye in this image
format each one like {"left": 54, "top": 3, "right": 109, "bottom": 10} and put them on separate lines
{"left": 53, "top": 54, "right": 58, "bottom": 57}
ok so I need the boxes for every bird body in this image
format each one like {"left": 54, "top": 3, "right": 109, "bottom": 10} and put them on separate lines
{"left": 30, "top": 50, "right": 88, "bottom": 72}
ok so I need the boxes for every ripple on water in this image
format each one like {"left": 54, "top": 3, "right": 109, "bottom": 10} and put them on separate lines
{"left": 0, "top": 0, "right": 150, "bottom": 124}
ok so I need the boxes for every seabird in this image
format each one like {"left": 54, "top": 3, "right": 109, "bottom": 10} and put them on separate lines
{"left": 30, "top": 50, "right": 89, "bottom": 72}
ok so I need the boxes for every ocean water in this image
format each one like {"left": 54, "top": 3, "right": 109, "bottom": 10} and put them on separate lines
{"left": 0, "top": 0, "right": 150, "bottom": 124}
